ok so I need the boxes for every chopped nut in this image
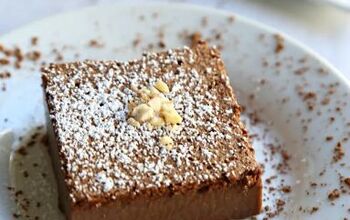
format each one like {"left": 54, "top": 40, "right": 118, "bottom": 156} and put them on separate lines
{"left": 161, "top": 100, "right": 174, "bottom": 111}
{"left": 131, "top": 104, "right": 154, "bottom": 122}
{"left": 128, "top": 101, "right": 137, "bottom": 113}
{"left": 148, "top": 96, "right": 164, "bottom": 111}
{"left": 147, "top": 123, "right": 153, "bottom": 130}
{"left": 141, "top": 88, "right": 151, "bottom": 95}
{"left": 162, "top": 110, "right": 182, "bottom": 124}
{"left": 160, "top": 136, "right": 174, "bottom": 149}
{"left": 149, "top": 87, "right": 160, "bottom": 97}
{"left": 128, "top": 79, "right": 182, "bottom": 128}
{"left": 160, "top": 101, "right": 182, "bottom": 124}
{"left": 154, "top": 80, "right": 169, "bottom": 93}
{"left": 139, "top": 87, "right": 151, "bottom": 100}
{"left": 127, "top": 118, "right": 140, "bottom": 127}
{"left": 140, "top": 93, "right": 150, "bottom": 101}
{"left": 328, "top": 189, "right": 340, "bottom": 201}
{"left": 150, "top": 116, "right": 165, "bottom": 127}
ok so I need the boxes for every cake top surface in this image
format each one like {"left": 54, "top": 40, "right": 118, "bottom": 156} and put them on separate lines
{"left": 42, "top": 41, "right": 260, "bottom": 206}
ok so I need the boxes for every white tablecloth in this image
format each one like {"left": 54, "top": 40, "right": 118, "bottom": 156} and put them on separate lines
{"left": 1, "top": 0, "right": 349, "bottom": 78}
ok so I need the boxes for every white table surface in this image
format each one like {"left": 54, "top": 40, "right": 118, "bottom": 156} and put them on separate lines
{"left": 1, "top": 0, "right": 349, "bottom": 78}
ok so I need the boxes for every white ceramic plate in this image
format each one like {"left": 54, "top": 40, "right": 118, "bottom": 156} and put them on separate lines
{"left": 0, "top": 3, "right": 349, "bottom": 219}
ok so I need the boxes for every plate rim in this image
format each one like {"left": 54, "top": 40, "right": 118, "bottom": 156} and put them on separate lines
{"left": 1, "top": 2, "right": 349, "bottom": 90}
{"left": 0, "top": 2, "right": 349, "bottom": 219}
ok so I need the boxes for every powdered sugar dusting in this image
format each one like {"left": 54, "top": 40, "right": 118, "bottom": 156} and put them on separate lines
{"left": 42, "top": 44, "right": 259, "bottom": 204}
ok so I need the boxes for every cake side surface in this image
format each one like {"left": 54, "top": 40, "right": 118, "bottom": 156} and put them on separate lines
{"left": 42, "top": 41, "right": 261, "bottom": 218}
{"left": 44, "top": 101, "right": 73, "bottom": 216}
{"left": 71, "top": 178, "right": 262, "bottom": 220}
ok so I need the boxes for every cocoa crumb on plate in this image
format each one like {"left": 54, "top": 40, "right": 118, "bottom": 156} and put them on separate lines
{"left": 30, "top": 36, "right": 38, "bottom": 46}
{"left": 227, "top": 15, "right": 235, "bottom": 23}
{"left": 0, "top": 71, "right": 11, "bottom": 79}
{"left": 344, "top": 178, "right": 350, "bottom": 187}
{"left": 132, "top": 34, "right": 142, "bottom": 47}
{"left": 326, "top": 136, "right": 334, "bottom": 141}
{"left": 26, "top": 50, "right": 41, "bottom": 62}
{"left": 280, "top": 186, "right": 291, "bottom": 193}
{"left": 273, "top": 34, "right": 284, "bottom": 54}
{"left": 88, "top": 39, "right": 104, "bottom": 48}
{"left": 309, "top": 207, "right": 319, "bottom": 214}
{"left": 328, "top": 189, "right": 340, "bottom": 201}
{"left": 333, "top": 142, "right": 345, "bottom": 163}
{"left": 0, "top": 58, "right": 10, "bottom": 65}
{"left": 201, "top": 16, "right": 208, "bottom": 27}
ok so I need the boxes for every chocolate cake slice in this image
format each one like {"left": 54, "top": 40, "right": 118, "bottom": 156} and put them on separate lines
{"left": 42, "top": 40, "right": 262, "bottom": 220}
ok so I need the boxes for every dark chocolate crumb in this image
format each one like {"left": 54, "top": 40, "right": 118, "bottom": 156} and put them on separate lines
{"left": 27, "top": 140, "right": 36, "bottom": 147}
{"left": 23, "top": 170, "right": 29, "bottom": 178}
{"left": 227, "top": 15, "right": 235, "bottom": 23}
{"left": 319, "top": 169, "right": 326, "bottom": 176}
{"left": 15, "top": 190, "right": 23, "bottom": 197}
{"left": 40, "top": 134, "right": 48, "bottom": 145}
{"left": 191, "top": 32, "right": 202, "bottom": 47}
{"left": 31, "top": 132, "right": 40, "bottom": 140}
{"left": 344, "top": 178, "right": 350, "bottom": 187}
{"left": 302, "top": 92, "right": 316, "bottom": 101}
{"left": 13, "top": 213, "right": 21, "bottom": 218}
{"left": 17, "top": 148, "right": 28, "bottom": 156}
{"left": 328, "top": 189, "right": 340, "bottom": 201}
{"left": 280, "top": 185, "right": 291, "bottom": 193}
{"left": 326, "top": 136, "right": 334, "bottom": 141}
{"left": 88, "top": 39, "right": 104, "bottom": 48}
{"left": 132, "top": 35, "right": 142, "bottom": 48}
{"left": 158, "top": 41, "right": 166, "bottom": 49}
{"left": 274, "top": 34, "right": 284, "bottom": 54}
{"left": 215, "top": 33, "right": 222, "bottom": 40}
{"left": 318, "top": 67, "right": 328, "bottom": 75}
{"left": 294, "top": 67, "right": 309, "bottom": 75}
{"left": 31, "top": 36, "right": 38, "bottom": 46}
{"left": 321, "top": 97, "right": 330, "bottom": 105}
{"left": 310, "top": 207, "right": 319, "bottom": 214}
{"left": 333, "top": 142, "right": 345, "bottom": 163}
{"left": 276, "top": 199, "right": 285, "bottom": 210}
{"left": 310, "top": 182, "right": 317, "bottom": 187}
{"left": 0, "top": 71, "right": 11, "bottom": 79}
{"left": 0, "top": 58, "right": 10, "bottom": 65}
{"left": 26, "top": 50, "right": 41, "bottom": 62}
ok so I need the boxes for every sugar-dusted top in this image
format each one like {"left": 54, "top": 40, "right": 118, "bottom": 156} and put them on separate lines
{"left": 42, "top": 41, "right": 260, "bottom": 206}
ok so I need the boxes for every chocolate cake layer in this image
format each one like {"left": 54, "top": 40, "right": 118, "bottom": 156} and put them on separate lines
{"left": 42, "top": 40, "right": 262, "bottom": 220}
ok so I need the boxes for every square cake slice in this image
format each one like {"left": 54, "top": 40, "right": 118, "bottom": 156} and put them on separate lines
{"left": 42, "top": 40, "right": 262, "bottom": 220}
